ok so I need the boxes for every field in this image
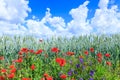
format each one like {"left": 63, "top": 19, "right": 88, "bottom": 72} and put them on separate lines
{"left": 0, "top": 34, "right": 120, "bottom": 80}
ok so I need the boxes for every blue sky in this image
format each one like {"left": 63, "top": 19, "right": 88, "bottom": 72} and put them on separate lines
{"left": 0, "top": 0, "right": 120, "bottom": 38}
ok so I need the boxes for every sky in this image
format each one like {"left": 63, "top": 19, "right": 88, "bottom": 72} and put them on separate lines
{"left": 0, "top": 0, "right": 120, "bottom": 38}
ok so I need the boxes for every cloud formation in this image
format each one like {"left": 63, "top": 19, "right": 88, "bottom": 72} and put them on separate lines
{"left": 0, "top": 0, "right": 120, "bottom": 37}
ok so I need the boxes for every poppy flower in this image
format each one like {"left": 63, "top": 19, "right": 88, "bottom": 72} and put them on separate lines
{"left": 30, "top": 64, "right": 35, "bottom": 70}
{"left": 0, "top": 56, "right": 4, "bottom": 60}
{"left": 10, "top": 68, "right": 16, "bottom": 73}
{"left": 60, "top": 74, "right": 67, "bottom": 79}
{"left": 105, "top": 53, "right": 110, "bottom": 58}
{"left": 22, "top": 78, "right": 32, "bottom": 80}
{"left": 1, "top": 69, "right": 7, "bottom": 73}
{"left": 56, "top": 58, "right": 66, "bottom": 67}
{"left": 51, "top": 47, "right": 60, "bottom": 53}
{"left": 96, "top": 53, "right": 102, "bottom": 58}
{"left": 15, "top": 58, "right": 23, "bottom": 63}
{"left": 97, "top": 58, "right": 102, "bottom": 63}
{"left": 29, "top": 49, "right": 34, "bottom": 53}
{"left": 35, "top": 49, "right": 43, "bottom": 54}
{"left": 90, "top": 48, "right": 94, "bottom": 52}
{"left": 46, "top": 76, "right": 53, "bottom": 80}
{"left": 18, "top": 51, "right": 23, "bottom": 55}
{"left": 0, "top": 76, "right": 5, "bottom": 80}
{"left": 84, "top": 50, "right": 89, "bottom": 55}
{"left": 106, "top": 61, "right": 112, "bottom": 66}
{"left": 7, "top": 73, "right": 15, "bottom": 79}
{"left": 66, "top": 52, "right": 74, "bottom": 56}
{"left": 40, "top": 78, "right": 45, "bottom": 80}
{"left": 20, "top": 48, "right": 29, "bottom": 53}
{"left": 9, "top": 64, "right": 15, "bottom": 69}
{"left": 43, "top": 73, "right": 49, "bottom": 77}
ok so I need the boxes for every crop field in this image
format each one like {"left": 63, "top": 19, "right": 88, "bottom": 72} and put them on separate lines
{"left": 0, "top": 34, "right": 120, "bottom": 80}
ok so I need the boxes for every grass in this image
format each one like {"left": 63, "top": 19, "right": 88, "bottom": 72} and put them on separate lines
{"left": 0, "top": 34, "right": 120, "bottom": 80}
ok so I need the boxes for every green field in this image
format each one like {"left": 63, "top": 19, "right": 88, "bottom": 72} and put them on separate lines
{"left": 0, "top": 34, "right": 120, "bottom": 80}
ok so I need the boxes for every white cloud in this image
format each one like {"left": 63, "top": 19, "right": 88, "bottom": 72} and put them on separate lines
{"left": 0, "top": 0, "right": 31, "bottom": 24}
{"left": 0, "top": 0, "right": 120, "bottom": 38}
{"left": 91, "top": 0, "right": 120, "bottom": 34}
{"left": 67, "top": 1, "right": 92, "bottom": 35}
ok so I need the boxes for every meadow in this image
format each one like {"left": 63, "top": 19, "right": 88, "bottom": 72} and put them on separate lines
{"left": 0, "top": 34, "right": 120, "bottom": 80}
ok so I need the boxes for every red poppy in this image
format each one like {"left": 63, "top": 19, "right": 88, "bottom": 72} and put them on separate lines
{"left": 55, "top": 58, "right": 66, "bottom": 67}
{"left": 15, "top": 58, "right": 23, "bottom": 63}
{"left": 43, "top": 73, "right": 49, "bottom": 77}
{"left": 97, "top": 58, "right": 102, "bottom": 63}
{"left": 106, "top": 61, "right": 112, "bottom": 66}
{"left": 35, "top": 49, "right": 43, "bottom": 54}
{"left": 18, "top": 51, "right": 23, "bottom": 55}
{"left": 29, "top": 49, "right": 34, "bottom": 53}
{"left": 10, "top": 68, "right": 16, "bottom": 73}
{"left": 96, "top": 53, "right": 102, "bottom": 58}
{"left": 40, "top": 78, "right": 45, "bottom": 80}
{"left": 20, "top": 48, "right": 29, "bottom": 53}
{"left": 60, "top": 74, "right": 67, "bottom": 79}
{"left": 0, "top": 76, "right": 5, "bottom": 80}
{"left": 9, "top": 64, "right": 15, "bottom": 69}
{"left": 1, "top": 69, "right": 7, "bottom": 73}
{"left": 0, "top": 56, "right": 4, "bottom": 60}
{"left": 7, "top": 73, "right": 15, "bottom": 79}
{"left": 90, "top": 48, "right": 94, "bottom": 52}
{"left": 22, "top": 78, "right": 32, "bottom": 80}
{"left": 66, "top": 52, "right": 74, "bottom": 56}
{"left": 51, "top": 47, "right": 60, "bottom": 53}
{"left": 46, "top": 76, "right": 53, "bottom": 80}
{"left": 30, "top": 64, "right": 35, "bottom": 70}
{"left": 84, "top": 50, "right": 89, "bottom": 55}
{"left": 105, "top": 53, "right": 110, "bottom": 58}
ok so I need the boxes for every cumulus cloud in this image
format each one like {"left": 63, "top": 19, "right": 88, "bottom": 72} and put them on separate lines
{"left": 67, "top": 1, "right": 92, "bottom": 36}
{"left": 0, "top": 0, "right": 31, "bottom": 23}
{"left": 91, "top": 0, "right": 120, "bottom": 34}
{"left": 0, "top": 0, "right": 120, "bottom": 38}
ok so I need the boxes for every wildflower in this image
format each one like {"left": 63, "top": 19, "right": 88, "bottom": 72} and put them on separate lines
{"left": 89, "top": 70, "right": 94, "bottom": 76}
{"left": 66, "top": 51, "right": 74, "bottom": 56}
{"left": 55, "top": 58, "right": 66, "bottom": 67}
{"left": 90, "top": 48, "right": 94, "bottom": 52}
{"left": 35, "top": 49, "right": 43, "bottom": 54}
{"left": 30, "top": 64, "right": 35, "bottom": 70}
{"left": 7, "top": 73, "right": 15, "bottom": 79}
{"left": 106, "top": 61, "right": 112, "bottom": 66}
{"left": 51, "top": 47, "right": 60, "bottom": 53}
{"left": 43, "top": 73, "right": 49, "bottom": 77}
{"left": 60, "top": 74, "right": 67, "bottom": 79}
{"left": 20, "top": 48, "right": 29, "bottom": 53}
{"left": 46, "top": 76, "right": 53, "bottom": 80}
{"left": 89, "top": 78, "right": 94, "bottom": 80}
{"left": 39, "top": 39, "right": 43, "bottom": 42}
{"left": 76, "top": 64, "right": 80, "bottom": 68}
{"left": 105, "top": 53, "right": 110, "bottom": 58}
{"left": 22, "top": 78, "right": 32, "bottom": 80}
{"left": 40, "top": 78, "right": 45, "bottom": 80}
{"left": 79, "top": 58, "right": 83, "bottom": 64}
{"left": 71, "top": 78, "right": 76, "bottom": 80}
{"left": 18, "top": 51, "right": 23, "bottom": 55}
{"left": 84, "top": 50, "right": 89, "bottom": 55}
{"left": 97, "top": 58, "right": 102, "bottom": 63}
{"left": 29, "top": 49, "right": 34, "bottom": 53}
{"left": 96, "top": 53, "right": 102, "bottom": 58}
{"left": 10, "top": 68, "right": 16, "bottom": 73}
{"left": 1, "top": 69, "right": 7, "bottom": 73}
{"left": 15, "top": 58, "right": 23, "bottom": 63}
{"left": 68, "top": 70, "right": 72, "bottom": 76}
{"left": 0, "top": 76, "right": 5, "bottom": 80}
{"left": 0, "top": 56, "right": 4, "bottom": 60}
{"left": 79, "top": 78, "right": 83, "bottom": 80}
{"left": 9, "top": 64, "right": 15, "bottom": 69}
